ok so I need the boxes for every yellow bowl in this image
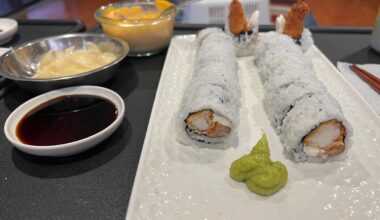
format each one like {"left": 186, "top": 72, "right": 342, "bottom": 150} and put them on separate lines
{"left": 95, "top": 0, "right": 176, "bottom": 57}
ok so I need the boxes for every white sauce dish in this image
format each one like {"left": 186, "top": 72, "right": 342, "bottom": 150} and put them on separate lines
{"left": 4, "top": 86, "right": 125, "bottom": 156}
{"left": 0, "top": 18, "right": 18, "bottom": 45}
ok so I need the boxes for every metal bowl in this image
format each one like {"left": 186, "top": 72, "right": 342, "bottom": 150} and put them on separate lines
{"left": 0, "top": 33, "right": 129, "bottom": 93}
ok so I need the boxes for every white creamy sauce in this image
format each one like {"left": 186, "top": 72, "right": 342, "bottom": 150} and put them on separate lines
{"left": 303, "top": 146, "right": 320, "bottom": 157}
{"left": 248, "top": 10, "right": 260, "bottom": 33}
{"left": 213, "top": 113, "right": 231, "bottom": 127}
{"left": 275, "top": 15, "right": 285, "bottom": 33}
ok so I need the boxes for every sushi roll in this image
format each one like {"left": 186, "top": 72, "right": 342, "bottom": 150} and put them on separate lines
{"left": 254, "top": 31, "right": 313, "bottom": 82}
{"left": 177, "top": 28, "right": 240, "bottom": 147}
{"left": 225, "top": 0, "right": 259, "bottom": 57}
{"left": 196, "top": 27, "right": 224, "bottom": 45}
{"left": 255, "top": 31, "right": 352, "bottom": 162}
{"left": 275, "top": 0, "right": 314, "bottom": 52}
{"left": 264, "top": 77, "right": 326, "bottom": 131}
{"left": 280, "top": 93, "right": 351, "bottom": 162}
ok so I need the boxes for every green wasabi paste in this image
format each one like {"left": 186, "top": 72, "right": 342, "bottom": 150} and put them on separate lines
{"left": 230, "top": 134, "right": 288, "bottom": 196}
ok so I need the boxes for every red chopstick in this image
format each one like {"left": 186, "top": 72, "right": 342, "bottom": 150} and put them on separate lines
{"left": 349, "top": 64, "right": 380, "bottom": 94}
{"left": 351, "top": 64, "right": 380, "bottom": 84}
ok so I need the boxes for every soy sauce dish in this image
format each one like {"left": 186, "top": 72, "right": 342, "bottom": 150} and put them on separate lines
{"left": 4, "top": 86, "right": 125, "bottom": 156}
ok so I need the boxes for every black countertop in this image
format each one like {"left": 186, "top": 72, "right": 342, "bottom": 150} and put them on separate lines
{"left": 1, "top": 24, "right": 380, "bottom": 220}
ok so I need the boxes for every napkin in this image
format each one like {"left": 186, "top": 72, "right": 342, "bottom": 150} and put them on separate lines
{"left": 337, "top": 62, "right": 380, "bottom": 115}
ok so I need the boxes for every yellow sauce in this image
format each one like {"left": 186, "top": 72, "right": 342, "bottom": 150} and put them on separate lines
{"left": 34, "top": 42, "right": 117, "bottom": 79}
{"left": 102, "top": 0, "right": 173, "bottom": 21}
{"left": 98, "top": 0, "right": 175, "bottom": 55}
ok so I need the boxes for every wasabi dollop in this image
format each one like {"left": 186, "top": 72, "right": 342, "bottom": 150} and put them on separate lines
{"left": 230, "top": 134, "right": 288, "bottom": 196}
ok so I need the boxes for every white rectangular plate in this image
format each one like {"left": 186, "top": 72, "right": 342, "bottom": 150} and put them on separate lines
{"left": 126, "top": 35, "right": 380, "bottom": 220}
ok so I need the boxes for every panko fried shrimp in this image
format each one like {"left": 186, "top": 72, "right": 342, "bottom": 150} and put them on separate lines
{"left": 226, "top": 0, "right": 259, "bottom": 57}
{"left": 228, "top": 0, "right": 249, "bottom": 36}
{"left": 283, "top": 0, "right": 310, "bottom": 39}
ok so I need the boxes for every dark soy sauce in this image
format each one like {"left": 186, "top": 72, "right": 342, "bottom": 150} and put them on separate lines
{"left": 16, "top": 95, "right": 118, "bottom": 146}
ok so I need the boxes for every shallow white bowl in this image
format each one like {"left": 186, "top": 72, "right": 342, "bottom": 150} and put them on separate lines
{"left": 0, "top": 18, "right": 18, "bottom": 45}
{"left": 4, "top": 86, "right": 125, "bottom": 156}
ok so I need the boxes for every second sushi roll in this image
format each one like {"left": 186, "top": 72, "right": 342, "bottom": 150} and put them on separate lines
{"left": 254, "top": 31, "right": 352, "bottom": 162}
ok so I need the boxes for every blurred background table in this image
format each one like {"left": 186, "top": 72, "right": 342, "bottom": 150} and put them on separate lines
{"left": 2, "top": 0, "right": 380, "bottom": 29}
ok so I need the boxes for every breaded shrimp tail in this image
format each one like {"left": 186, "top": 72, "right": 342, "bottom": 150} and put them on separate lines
{"left": 283, "top": 0, "right": 310, "bottom": 38}
{"left": 228, "top": 0, "right": 249, "bottom": 36}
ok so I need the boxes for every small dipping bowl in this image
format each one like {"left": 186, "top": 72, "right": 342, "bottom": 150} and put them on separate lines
{"left": 0, "top": 18, "right": 18, "bottom": 45}
{"left": 95, "top": 0, "right": 176, "bottom": 57}
{"left": 0, "top": 33, "right": 129, "bottom": 93}
{"left": 4, "top": 86, "right": 125, "bottom": 157}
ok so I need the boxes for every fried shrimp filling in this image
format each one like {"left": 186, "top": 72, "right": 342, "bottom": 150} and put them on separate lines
{"left": 303, "top": 119, "right": 346, "bottom": 157}
{"left": 228, "top": 0, "right": 249, "bottom": 36}
{"left": 185, "top": 109, "right": 231, "bottom": 138}
{"left": 283, "top": 0, "right": 310, "bottom": 39}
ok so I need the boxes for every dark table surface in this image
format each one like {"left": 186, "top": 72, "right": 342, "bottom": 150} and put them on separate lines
{"left": 1, "top": 23, "right": 380, "bottom": 220}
